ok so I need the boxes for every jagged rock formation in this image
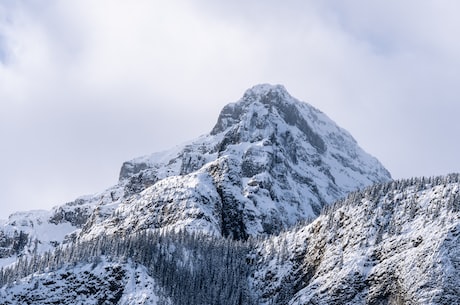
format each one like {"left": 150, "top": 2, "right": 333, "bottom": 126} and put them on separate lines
{"left": 83, "top": 84, "right": 390, "bottom": 240}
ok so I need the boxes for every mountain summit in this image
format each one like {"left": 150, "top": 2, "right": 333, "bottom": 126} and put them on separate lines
{"left": 211, "top": 84, "right": 328, "bottom": 155}
{"left": 106, "top": 84, "right": 391, "bottom": 239}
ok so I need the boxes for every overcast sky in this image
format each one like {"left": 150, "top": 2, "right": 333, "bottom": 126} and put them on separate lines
{"left": 1, "top": 0, "right": 459, "bottom": 220}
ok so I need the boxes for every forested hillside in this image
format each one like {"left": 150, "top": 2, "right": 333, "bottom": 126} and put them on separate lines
{"left": 2, "top": 174, "right": 459, "bottom": 304}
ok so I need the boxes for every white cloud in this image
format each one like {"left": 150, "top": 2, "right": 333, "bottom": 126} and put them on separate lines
{"left": 0, "top": 0, "right": 459, "bottom": 219}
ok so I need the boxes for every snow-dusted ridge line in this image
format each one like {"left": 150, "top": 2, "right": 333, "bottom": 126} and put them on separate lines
{"left": 251, "top": 173, "right": 460, "bottom": 304}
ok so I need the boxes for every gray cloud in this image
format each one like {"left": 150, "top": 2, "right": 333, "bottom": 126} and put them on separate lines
{"left": 1, "top": 0, "right": 459, "bottom": 219}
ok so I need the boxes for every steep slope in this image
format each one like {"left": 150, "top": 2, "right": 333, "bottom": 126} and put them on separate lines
{"left": 83, "top": 84, "right": 391, "bottom": 240}
{"left": 251, "top": 174, "right": 460, "bottom": 305}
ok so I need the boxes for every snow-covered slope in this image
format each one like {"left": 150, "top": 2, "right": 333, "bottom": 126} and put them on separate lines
{"left": 0, "top": 230, "right": 253, "bottom": 305}
{"left": 0, "top": 83, "right": 390, "bottom": 263}
{"left": 82, "top": 84, "right": 391, "bottom": 240}
{"left": 0, "top": 184, "right": 124, "bottom": 267}
{"left": 251, "top": 174, "right": 460, "bottom": 304}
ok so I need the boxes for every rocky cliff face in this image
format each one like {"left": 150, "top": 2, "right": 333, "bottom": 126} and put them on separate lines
{"left": 251, "top": 174, "right": 460, "bottom": 304}
{"left": 81, "top": 84, "right": 390, "bottom": 240}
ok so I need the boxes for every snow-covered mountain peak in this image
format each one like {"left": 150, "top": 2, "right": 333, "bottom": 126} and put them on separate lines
{"left": 93, "top": 84, "right": 391, "bottom": 239}
{"left": 211, "top": 83, "right": 310, "bottom": 137}
{"left": 244, "top": 83, "right": 287, "bottom": 94}
{"left": 1, "top": 84, "right": 391, "bottom": 259}
{"left": 210, "top": 83, "right": 358, "bottom": 159}
{"left": 242, "top": 83, "right": 291, "bottom": 102}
